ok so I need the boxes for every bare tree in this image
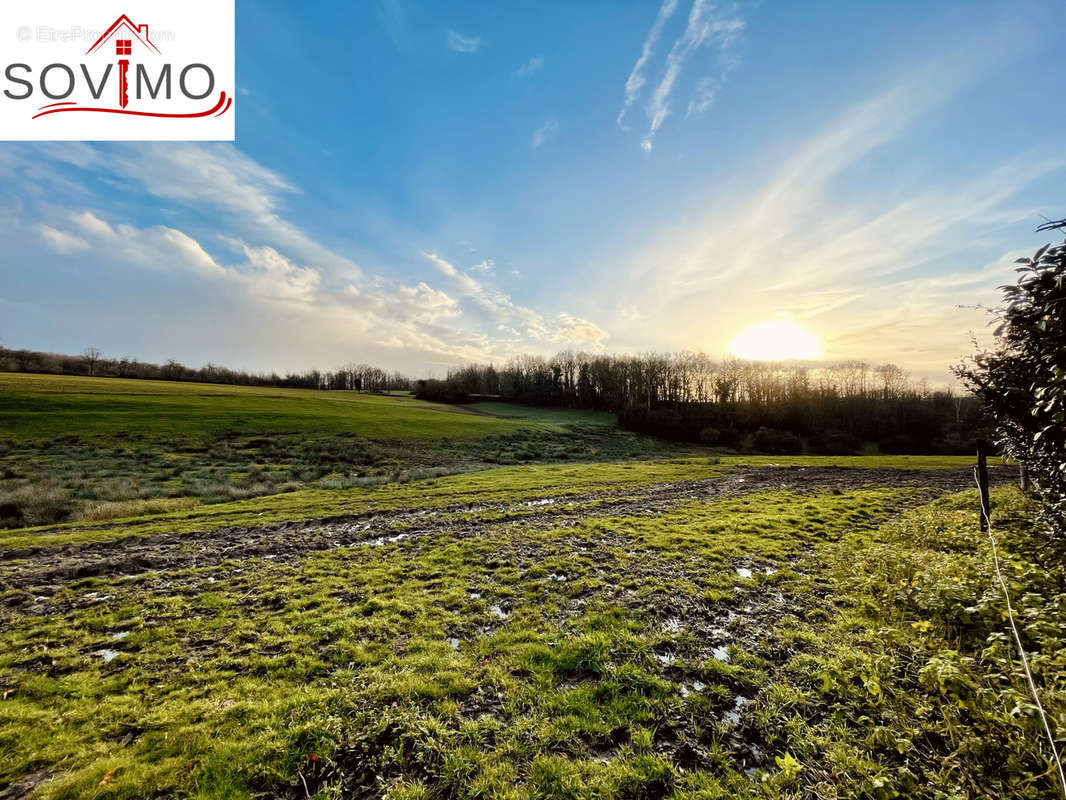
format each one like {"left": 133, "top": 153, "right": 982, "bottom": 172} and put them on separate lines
{"left": 83, "top": 347, "right": 102, "bottom": 377}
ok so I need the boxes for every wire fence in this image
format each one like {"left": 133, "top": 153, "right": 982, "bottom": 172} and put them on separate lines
{"left": 974, "top": 467, "right": 1066, "bottom": 798}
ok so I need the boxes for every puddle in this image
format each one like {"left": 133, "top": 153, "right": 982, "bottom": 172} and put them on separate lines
{"left": 369, "top": 533, "right": 410, "bottom": 547}
{"left": 712, "top": 645, "right": 730, "bottom": 662}
{"left": 724, "top": 694, "right": 748, "bottom": 724}
{"left": 95, "top": 649, "right": 120, "bottom": 663}
{"left": 489, "top": 605, "right": 509, "bottom": 619}
{"left": 681, "top": 679, "right": 707, "bottom": 698}
{"left": 736, "top": 567, "right": 753, "bottom": 579}
{"left": 110, "top": 631, "right": 130, "bottom": 641}
{"left": 525, "top": 498, "right": 556, "bottom": 507}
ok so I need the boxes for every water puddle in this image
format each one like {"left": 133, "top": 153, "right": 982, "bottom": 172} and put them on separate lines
{"left": 736, "top": 567, "right": 753, "bottom": 579}
{"left": 680, "top": 679, "right": 707, "bottom": 698}
{"left": 95, "top": 649, "right": 120, "bottom": 663}
{"left": 525, "top": 498, "right": 556, "bottom": 507}
{"left": 724, "top": 694, "right": 748, "bottom": 724}
{"left": 712, "top": 645, "right": 730, "bottom": 662}
{"left": 369, "top": 533, "right": 410, "bottom": 547}
{"left": 110, "top": 631, "right": 130, "bottom": 642}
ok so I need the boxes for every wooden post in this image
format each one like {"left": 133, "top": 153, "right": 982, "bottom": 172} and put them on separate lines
{"left": 1020, "top": 462, "right": 1032, "bottom": 493}
{"left": 976, "top": 438, "right": 991, "bottom": 532}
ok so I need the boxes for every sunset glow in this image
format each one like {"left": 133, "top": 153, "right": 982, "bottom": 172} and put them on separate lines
{"left": 729, "top": 320, "right": 822, "bottom": 361}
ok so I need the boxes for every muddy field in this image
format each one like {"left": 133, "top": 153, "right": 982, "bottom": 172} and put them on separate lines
{"left": 0, "top": 465, "right": 1011, "bottom": 596}
{"left": 1, "top": 460, "right": 1042, "bottom": 800}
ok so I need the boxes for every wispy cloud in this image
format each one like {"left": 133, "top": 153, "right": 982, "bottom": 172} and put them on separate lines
{"left": 516, "top": 56, "right": 544, "bottom": 77}
{"left": 421, "top": 251, "right": 608, "bottom": 348}
{"left": 446, "top": 29, "right": 481, "bottom": 53}
{"left": 607, "top": 49, "right": 1063, "bottom": 373}
{"left": 617, "top": 0, "right": 680, "bottom": 129}
{"left": 531, "top": 119, "right": 559, "bottom": 150}
{"left": 641, "top": 0, "right": 745, "bottom": 151}
{"left": 376, "top": 0, "right": 413, "bottom": 53}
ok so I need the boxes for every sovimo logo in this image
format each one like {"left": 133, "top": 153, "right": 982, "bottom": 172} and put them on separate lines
{"left": 2, "top": 1, "right": 234, "bottom": 141}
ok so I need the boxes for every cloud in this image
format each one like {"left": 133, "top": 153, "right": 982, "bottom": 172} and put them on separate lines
{"left": 531, "top": 119, "right": 559, "bottom": 150}
{"left": 516, "top": 56, "right": 544, "bottom": 77}
{"left": 641, "top": 0, "right": 745, "bottom": 151}
{"left": 36, "top": 224, "right": 89, "bottom": 254}
{"left": 446, "top": 29, "right": 481, "bottom": 53}
{"left": 607, "top": 50, "right": 1063, "bottom": 374}
{"left": 420, "top": 251, "right": 609, "bottom": 349}
{"left": 617, "top": 0, "right": 680, "bottom": 129}
{"left": 376, "top": 0, "right": 413, "bottom": 52}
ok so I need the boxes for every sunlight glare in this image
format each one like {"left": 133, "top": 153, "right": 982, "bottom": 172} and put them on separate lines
{"left": 729, "top": 319, "right": 822, "bottom": 361}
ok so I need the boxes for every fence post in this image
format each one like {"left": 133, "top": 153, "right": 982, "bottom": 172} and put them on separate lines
{"left": 976, "top": 438, "right": 991, "bottom": 532}
{"left": 1020, "top": 462, "right": 1032, "bottom": 493}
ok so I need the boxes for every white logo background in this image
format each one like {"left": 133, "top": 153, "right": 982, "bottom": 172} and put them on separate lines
{"left": 1, "top": 0, "right": 234, "bottom": 141}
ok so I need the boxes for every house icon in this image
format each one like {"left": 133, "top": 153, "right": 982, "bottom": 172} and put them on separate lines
{"left": 85, "top": 15, "right": 161, "bottom": 109}
{"left": 86, "top": 15, "right": 161, "bottom": 57}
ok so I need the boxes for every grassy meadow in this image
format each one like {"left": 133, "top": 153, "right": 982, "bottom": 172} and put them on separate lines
{"left": 0, "top": 374, "right": 1063, "bottom": 799}
{"left": 0, "top": 374, "right": 683, "bottom": 529}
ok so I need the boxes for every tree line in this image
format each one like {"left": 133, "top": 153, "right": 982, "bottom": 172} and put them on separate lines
{"left": 0, "top": 345, "right": 410, "bottom": 393}
{"left": 416, "top": 352, "right": 986, "bottom": 454}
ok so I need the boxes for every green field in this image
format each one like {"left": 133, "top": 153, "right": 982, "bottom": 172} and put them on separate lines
{"left": 0, "top": 374, "right": 533, "bottom": 441}
{"left": 0, "top": 375, "right": 684, "bottom": 529}
{"left": 0, "top": 374, "right": 1062, "bottom": 799}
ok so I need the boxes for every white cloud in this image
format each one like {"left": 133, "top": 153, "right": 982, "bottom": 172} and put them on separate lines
{"left": 617, "top": 0, "right": 680, "bottom": 129}
{"left": 420, "top": 251, "right": 609, "bottom": 350}
{"left": 607, "top": 51, "right": 1063, "bottom": 374}
{"left": 532, "top": 119, "right": 559, "bottom": 149}
{"left": 71, "top": 210, "right": 117, "bottom": 240}
{"left": 36, "top": 224, "right": 88, "bottom": 254}
{"left": 446, "top": 29, "right": 481, "bottom": 53}
{"left": 516, "top": 56, "right": 544, "bottom": 77}
{"left": 641, "top": 0, "right": 745, "bottom": 151}
{"left": 241, "top": 245, "right": 321, "bottom": 302}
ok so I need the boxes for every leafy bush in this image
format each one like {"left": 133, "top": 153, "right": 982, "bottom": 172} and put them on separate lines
{"left": 752, "top": 427, "right": 803, "bottom": 454}
{"left": 956, "top": 218, "right": 1066, "bottom": 536}
{"left": 698, "top": 426, "right": 720, "bottom": 444}
{"left": 809, "top": 429, "right": 862, "bottom": 455}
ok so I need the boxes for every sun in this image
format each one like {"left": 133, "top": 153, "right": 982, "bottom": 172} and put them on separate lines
{"left": 729, "top": 319, "right": 822, "bottom": 361}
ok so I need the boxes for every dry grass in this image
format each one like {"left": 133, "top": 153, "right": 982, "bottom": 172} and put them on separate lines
{"left": 75, "top": 497, "right": 203, "bottom": 523}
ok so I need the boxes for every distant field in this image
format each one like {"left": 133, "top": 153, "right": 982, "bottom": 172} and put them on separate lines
{"left": 0, "top": 373, "right": 528, "bottom": 442}
{"left": 464, "top": 401, "right": 618, "bottom": 427}
{"left": 0, "top": 374, "right": 685, "bottom": 528}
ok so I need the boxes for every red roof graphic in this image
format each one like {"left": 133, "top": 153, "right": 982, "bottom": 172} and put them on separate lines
{"left": 86, "top": 15, "right": 161, "bottom": 55}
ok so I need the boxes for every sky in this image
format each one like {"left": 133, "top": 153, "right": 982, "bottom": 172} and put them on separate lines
{"left": 1, "top": 0, "right": 1064, "bottom": 382}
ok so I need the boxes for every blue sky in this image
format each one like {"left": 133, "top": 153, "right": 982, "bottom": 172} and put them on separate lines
{"left": 1, "top": 0, "right": 1064, "bottom": 380}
